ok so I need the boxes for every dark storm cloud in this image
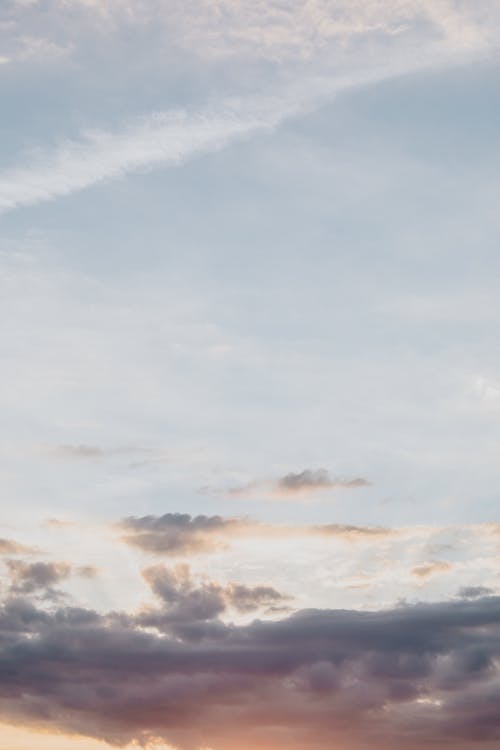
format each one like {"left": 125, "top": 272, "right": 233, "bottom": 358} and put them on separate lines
{"left": 0, "top": 594, "right": 499, "bottom": 749}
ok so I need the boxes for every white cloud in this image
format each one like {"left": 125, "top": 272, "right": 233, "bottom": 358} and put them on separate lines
{"left": 1, "top": 1, "right": 499, "bottom": 212}
{"left": 0, "top": 77, "right": 368, "bottom": 213}
{"left": 0, "top": 97, "right": 288, "bottom": 212}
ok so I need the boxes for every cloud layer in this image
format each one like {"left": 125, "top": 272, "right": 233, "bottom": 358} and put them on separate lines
{"left": 1, "top": 592, "right": 499, "bottom": 749}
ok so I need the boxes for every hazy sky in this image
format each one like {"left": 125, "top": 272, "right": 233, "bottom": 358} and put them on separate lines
{"left": 1, "top": 2, "right": 500, "bottom": 749}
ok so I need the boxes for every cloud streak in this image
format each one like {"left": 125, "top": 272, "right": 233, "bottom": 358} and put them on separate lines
{"left": 0, "top": 94, "right": 303, "bottom": 214}
{"left": 2, "top": 0, "right": 499, "bottom": 215}
{"left": 118, "top": 512, "right": 395, "bottom": 556}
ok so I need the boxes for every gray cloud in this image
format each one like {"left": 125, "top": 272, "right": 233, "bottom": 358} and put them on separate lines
{"left": 139, "top": 564, "right": 290, "bottom": 636}
{"left": 226, "top": 468, "right": 371, "bottom": 498}
{"left": 5, "top": 560, "right": 72, "bottom": 596}
{"left": 4, "top": 560, "right": 98, "bottom": 598}
{"left": 0, "top": 595, "right": 499, "bottom": 749}
{"left": 225, "top": 583, "right": 289, "bottom": 613}
{"left": 277, "top": 468, "right": 370, "bottom": 494}
{"left": 119, "top": 513, "right": 251, "bottom": 555}
{"left": 459, "top": 586, "right": 496, "bottom": 599}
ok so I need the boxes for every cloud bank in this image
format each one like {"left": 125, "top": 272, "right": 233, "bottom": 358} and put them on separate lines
{"left": 0, "top": 593, "right": 499, "bottom": 749}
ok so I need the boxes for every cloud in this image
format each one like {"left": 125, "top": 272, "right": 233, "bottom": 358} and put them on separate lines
{"left": 118, "top": 512, "right": 392, "bottom": 556}
{"left": 225, "top": 582, "right": 290, "bottom": 613}
{"left": 5, "top": 560, "right": 72, "bottom": 596}
{"left": 459, "top": 586, "right": 495, "bottom": 599}
{"left": 0, "top": 94, "right": 300, "bottom": 214}
{"left": 118, "top": 513, "right": 253, "bottom": 555}
{"left": 2, "top": 1, "right": 500, "bottom": 214}
{"left": 276, "top": 468, "right": 370, "bottom": 495}
{"left": 411, "top": 560, "right": 454, "bottom": 580}
{"left": 140, "top": 563, "right": 290, "bottom": 635}
{"left": 0, "top": 538, "right": 36, "bottom": 556}
{"left": 3, "top": 560, "right": 99, "bottom": 598}
{"left": 226, "top": 468, "right": 371, "bottom": 498}
{"left": 0, "top": 594, "right": 499, "bottom": 749}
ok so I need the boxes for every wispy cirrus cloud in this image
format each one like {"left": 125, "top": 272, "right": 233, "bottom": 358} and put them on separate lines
{"left": 0, "top": 94, "right": 300, "bottom": 214}
{"left": 2, "top": 2, "right": 499, "bottom": 214}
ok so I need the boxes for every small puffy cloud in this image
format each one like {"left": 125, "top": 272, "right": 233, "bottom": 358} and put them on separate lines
{"left": 224, "top": 582, "right": 289, "bottom": 613}
{"left": 141, "top": 564, "right": 227, "bottom": 627}
{"left": 276, "top": 469, "right": 370, "bottom": 495}
{"left": 139, "top": 564, "right": 290, "bottom": 637}
{"left": 226, "top": 468, "right": 370, "bottom": 499}
{"left": 3, "top": 560, "right": 99, "bottom": 598}
{"left": 5, "top": 560, "right": 72, "bottom": 595}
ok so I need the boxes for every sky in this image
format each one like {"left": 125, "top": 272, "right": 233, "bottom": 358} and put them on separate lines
{"left": 1, "top": 1, "right": 500, "bottom": 748}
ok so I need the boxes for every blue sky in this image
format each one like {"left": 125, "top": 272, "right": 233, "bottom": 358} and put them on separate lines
{"left": 1, "top": 3, "right": 500, "bottom": 749}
